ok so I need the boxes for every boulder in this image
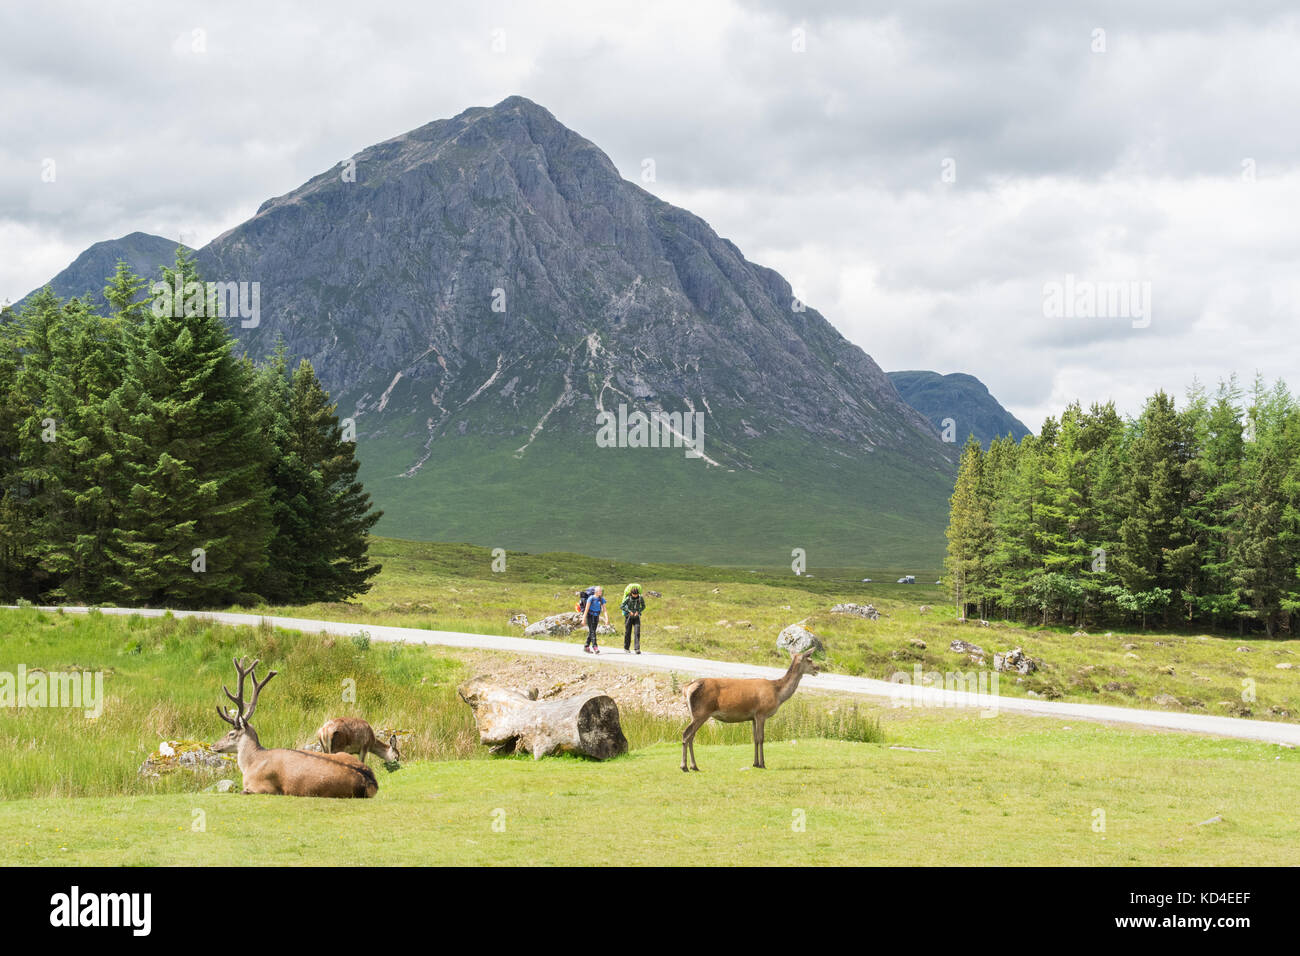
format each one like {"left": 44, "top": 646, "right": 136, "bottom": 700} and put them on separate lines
{"left": 646, "top": 590, "right": 662, "bottom": 598}
{"left": 508, "top": 613, "right": 529, "bottom": 628}
{"left": 993, "top": 647, "right": 1038, "bottom": 675}
{"left": 138, "top": 740, "right": 236, "bottom": 778}
{"left": 949, "top": 639, "right": 985, "bottom": 658}
{"left": 777, "top": 622, "right": 823, "bottom": 657}
{"left": 830, "top": 602, "right": 880, "bottom": 620}
{"left": 523, "top": 612, "right": 614, "bottom": 637}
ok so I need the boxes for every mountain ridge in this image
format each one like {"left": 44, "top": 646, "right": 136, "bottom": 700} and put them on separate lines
{"left": 20, "top": 96, "right": 963, "bottom": 568}
{"left": 888, "top": 369, "right": 1032, "bottom": 447}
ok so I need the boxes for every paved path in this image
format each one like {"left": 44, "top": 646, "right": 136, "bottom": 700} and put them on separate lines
{"left": 27, "top": 606, "right": 1300, "bottom": 746}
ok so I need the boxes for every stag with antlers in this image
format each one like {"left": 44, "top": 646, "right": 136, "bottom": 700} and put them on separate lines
{"left": 212, "top": 657, "right": 378, "bottom": 798}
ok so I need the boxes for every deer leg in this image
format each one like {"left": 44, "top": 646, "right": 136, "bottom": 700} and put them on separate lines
{"left": 681, "top": 715, "right": 706, "bottom": 772}
{"left": 753, "top": 716, "right": 766, "bottom": 769}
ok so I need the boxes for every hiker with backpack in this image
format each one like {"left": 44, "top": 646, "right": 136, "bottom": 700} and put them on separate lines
{"left": 620, "top": 583, "right": 646, "bottom": 654}
{"left": 579, "top": 586, "right": 610, "bottom": 654}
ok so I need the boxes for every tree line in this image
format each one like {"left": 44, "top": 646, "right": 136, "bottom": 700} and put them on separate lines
{"left": 944, "top": 379, "right": 1300, "bottom": 635}
{"left": 0, "top": 249, "right": 382, "bottom": 607}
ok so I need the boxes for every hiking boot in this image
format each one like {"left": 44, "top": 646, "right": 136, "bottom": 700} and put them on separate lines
{"left": 635, "top": 650, "right": 641, "bottom": 655}
{"left": 583, "top": 645, "right": 592, "bottom": 653}
{"left": 592, "top": 645, "right": 600, "bottom": 654}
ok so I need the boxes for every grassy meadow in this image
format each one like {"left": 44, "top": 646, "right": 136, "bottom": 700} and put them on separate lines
{"left": 2, "top": 537, "right": 1298, "bottom": 866}
{"left": 241, "top": 537, "right": 1300, "bottom": 721}
{"left": 0, "top": 606, "right": 1297, "bottom": 865}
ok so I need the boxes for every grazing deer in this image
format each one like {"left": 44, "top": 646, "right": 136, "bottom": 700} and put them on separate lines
{"left": 316, "top": 717, "right": 401, "bottom": 768}
{"left": 211, "top": 658, "right": 378, "bottom": 798}
{"left": 680, "top": 649, "right": 820, "bottom": 771}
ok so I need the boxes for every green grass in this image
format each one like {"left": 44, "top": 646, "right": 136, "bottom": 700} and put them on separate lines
{"left": 0, "top": 609, "right": 877, "bottom": 801}
{"left": 1, "top": 610, "right": 1297, "bottom": 865}
{"left": 245, "top": 537, "right": 1300, "bottom": 722}
{"left": 2, "top": 718, "right": 1295, "bottom": 866}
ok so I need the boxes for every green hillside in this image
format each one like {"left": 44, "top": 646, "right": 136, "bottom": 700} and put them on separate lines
{"left": 361, "top": 429, "right": 955, "bottom": 569}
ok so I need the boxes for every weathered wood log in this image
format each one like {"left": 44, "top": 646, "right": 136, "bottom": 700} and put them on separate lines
{"left": 458, "top": 677, "right": 628, "bottom": 760}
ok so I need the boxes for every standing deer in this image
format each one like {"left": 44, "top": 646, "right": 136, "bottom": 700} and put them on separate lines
{"left": 316, "top": 717, "right": 401, "bottom": 768}
{"left": 680, "top": 649, "right": 820, "bottom": 772}
{"left": 211, "top": 658, "right": 378, "bottom": 798}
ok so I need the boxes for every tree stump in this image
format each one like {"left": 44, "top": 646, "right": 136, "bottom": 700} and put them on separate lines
{"left": 458, "top": 677, "right": 628, "bottom": 760}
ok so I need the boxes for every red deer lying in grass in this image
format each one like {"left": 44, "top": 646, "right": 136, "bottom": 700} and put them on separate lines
{"left": 211, "top": 658, "right": 377, "bottom": 798}
{"left": 316, "top": 717, "right": 401, "bottom": 770}
{"left": 681, "top": 650, "right": 819, "bottom": 771}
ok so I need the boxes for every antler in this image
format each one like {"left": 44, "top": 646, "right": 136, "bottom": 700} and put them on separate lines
{"left": 218, "top": 657, "right": 277, "bottom": 727}
{"left": 244, "top": 661, "right": 277, "bottom": 725}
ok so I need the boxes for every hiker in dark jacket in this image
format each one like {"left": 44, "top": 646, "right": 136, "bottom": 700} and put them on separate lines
{"left": 620, "top": 584, "right": 646, "bottom": 654}
{"left": 582, "top": 586, "right": 609, "bottom": 654}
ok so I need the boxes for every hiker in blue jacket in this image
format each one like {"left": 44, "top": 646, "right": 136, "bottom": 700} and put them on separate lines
{"left": 582, "top": 586, "right": 610, "bottom": 654}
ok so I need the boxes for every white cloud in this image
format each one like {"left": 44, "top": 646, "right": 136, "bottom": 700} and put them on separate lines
{"left": 3, "top": 0, "right": 1298, "bottom": 429}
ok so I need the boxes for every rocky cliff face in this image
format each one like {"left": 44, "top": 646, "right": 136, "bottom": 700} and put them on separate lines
{"left": 198, "top": 96, "right": 951, "bottom": 480}
{"left": 22, "top": 97, "right": 962, "bottom": 567}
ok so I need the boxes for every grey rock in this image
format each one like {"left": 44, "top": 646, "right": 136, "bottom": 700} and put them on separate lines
{"left": 777, "top": 622, "right": 822, "bottom": 657}
{"left": 524, "top": 612, "right": 614, "bottom": 637}
{"left": 830, "top": 602, "right": 879, "bottom": 620}
{"left": 992, "top": 647, "right": 1037, "bottom": 675}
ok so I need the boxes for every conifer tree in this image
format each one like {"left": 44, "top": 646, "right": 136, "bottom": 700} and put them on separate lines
{"left": 0, "top": 301, "right": 31, "bottom": 598}
{"left": 106, "top": 250, "right": 270, "bottom": 606}
{"left": 945, "top": 437, "right": 990, "bottom": 619}
{"left": 283, "top": 359, "right": 382, "bottom": 602}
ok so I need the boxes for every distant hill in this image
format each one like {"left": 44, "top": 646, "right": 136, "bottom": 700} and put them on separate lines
{"left": 887, "top": 370, "right": 1031, "bottom": 447}
{"left": 17, "top": 232, "right": 188, "bottom": 312}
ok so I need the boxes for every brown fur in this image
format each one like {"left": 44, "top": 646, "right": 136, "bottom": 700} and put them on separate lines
{"left": 211, "top": 658, "right": 378, "bottom": 798}
{"left": 316, "top": 717, "right": 400, "bottom": 766}
{"left": 680, "top": 650, "right": 819, "bottom": 771}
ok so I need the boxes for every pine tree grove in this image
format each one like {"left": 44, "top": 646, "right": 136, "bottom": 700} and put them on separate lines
{"left": 944, "top": 382, "right": 1300, "bottom": 634}
{"left": 0, "top": 254, "right": 382, "bottom": 607}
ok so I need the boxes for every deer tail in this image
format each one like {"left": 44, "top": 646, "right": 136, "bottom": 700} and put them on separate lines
{"left": 683, "top": 679, "right": 703, "bottom": 709}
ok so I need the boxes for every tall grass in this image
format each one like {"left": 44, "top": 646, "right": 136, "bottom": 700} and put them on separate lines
{"left": 0, "top": 609, "right": 881, "bottom": 799}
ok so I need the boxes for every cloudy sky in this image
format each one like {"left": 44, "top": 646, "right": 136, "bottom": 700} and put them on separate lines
{"left": 3, "top": 1, "right": 1298, "bottom": 430}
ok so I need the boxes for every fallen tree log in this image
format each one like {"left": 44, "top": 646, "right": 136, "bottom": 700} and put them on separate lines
{"left": 458, "top": 677, "right": 628, "bottom": 760}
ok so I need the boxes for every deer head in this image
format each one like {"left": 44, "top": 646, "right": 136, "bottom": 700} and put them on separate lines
{"left": 382, "top": 733, "right": 402, "bottom": 771}
{"left": 795, "top": 649, "right": 820, "bottom": 677}
{"left": 212, "top": 657, "right": 277, "bottom": 753}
